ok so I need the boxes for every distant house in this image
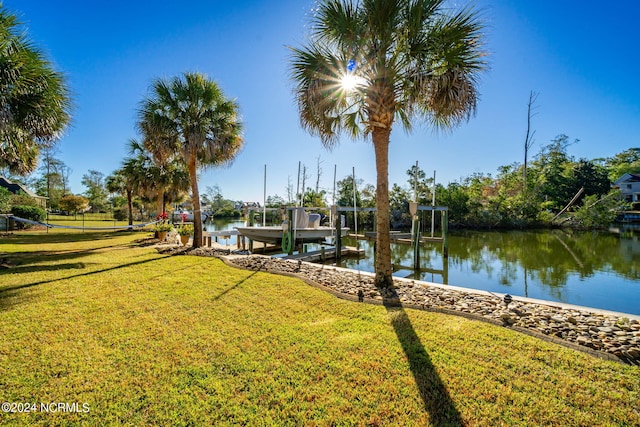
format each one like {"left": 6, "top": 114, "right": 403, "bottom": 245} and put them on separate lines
{"left": 613, "top": 173, "right": 640, "bottom": 202}
{"left": 0, "top": 175, "right": 47, "bottom": 208}
{"left": 234, "top": 201, "right": 261, "bottom": 211}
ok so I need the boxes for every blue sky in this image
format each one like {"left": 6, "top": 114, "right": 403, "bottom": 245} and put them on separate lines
{"left": 6, "top": 0, "right": 640, "bottom": 203}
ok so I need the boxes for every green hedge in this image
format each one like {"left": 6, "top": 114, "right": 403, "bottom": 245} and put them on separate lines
{"left": 11, "top": 205, "right": 46, "bottom": 228}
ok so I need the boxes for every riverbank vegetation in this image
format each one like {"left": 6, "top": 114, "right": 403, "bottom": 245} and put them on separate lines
{"left": 326, "top": 138, "right": 636, "bottom": 230}
{"left": 0, "top": 231, "right": 638, "bottom": 425}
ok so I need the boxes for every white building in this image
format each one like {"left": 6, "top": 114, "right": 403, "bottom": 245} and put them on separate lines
{"left": 614, "top": 173, "right": 640, "bottom": 202}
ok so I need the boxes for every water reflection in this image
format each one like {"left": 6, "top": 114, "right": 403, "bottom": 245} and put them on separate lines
{"left": 332, "top": 229, "right": 640, "bottom": 315}
{"left": 203, "top": 218, "right": 246, "bottom": 246}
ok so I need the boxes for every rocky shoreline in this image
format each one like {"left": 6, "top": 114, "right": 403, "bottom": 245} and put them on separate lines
{"left": 156, "top": 243, "right": 640, "bottom": 366}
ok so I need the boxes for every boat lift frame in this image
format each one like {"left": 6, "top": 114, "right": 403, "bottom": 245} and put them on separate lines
{"left": 332, "top": 203, "right": 449, "bottom": 272}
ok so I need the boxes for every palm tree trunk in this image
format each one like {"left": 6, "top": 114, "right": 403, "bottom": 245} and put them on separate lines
{"left": 372, "top": 127, "right": 393, "bottom": 288}
{"left": 157, "top": 192, "right": 164, "bottom": 218}
{"left": 188, "top": 156, "right": 203, "bottom": 248}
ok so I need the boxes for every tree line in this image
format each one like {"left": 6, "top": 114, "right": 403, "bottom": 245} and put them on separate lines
{"left": 263, "top": 138, "right": 635, "bottom": 231}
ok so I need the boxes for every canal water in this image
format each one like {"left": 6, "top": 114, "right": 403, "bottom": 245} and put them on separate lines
{"left": 334, "top": 229, "right": 640, "bottom": 316}
{"left": 206, "top": 218, "right": 640, "bottom": 315}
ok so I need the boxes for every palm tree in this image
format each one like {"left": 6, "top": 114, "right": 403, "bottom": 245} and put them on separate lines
{"left": 0, "top": 7, "right": 71, "bottom": 175}
{"left": 106, "top": 169, "right": 133, "bottom": 227}
{"left": 290, "top": 0, "right": 487, "bottom": 287}
{"left": 126, "top": 139, "right": 190, "bottom": 220}
{"left": 107, "top": 155, "right": 152, "bottom": 228}
{"left": 138, "top": 72, "right": 243, "bottom": 247}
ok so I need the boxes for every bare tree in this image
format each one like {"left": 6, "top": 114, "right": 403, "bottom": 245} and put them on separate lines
{"left": 286, "top": 176, "right": 294, "bottom": 204}
{"left": 523, "top": 91, "right": 539, "bottom": 194}
{"left": 315, "top": 155, "right": 323, "bottom": 193}
{"left": 301, "top": 165, "right": 307, "bottom": 206}
{"left": 60, "top": 164, "right": 72, "bottom": 196}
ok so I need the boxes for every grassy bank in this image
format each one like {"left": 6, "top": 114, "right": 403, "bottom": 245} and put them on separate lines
{"left": 0, "top": 231, "right": 638, "bottom": 426}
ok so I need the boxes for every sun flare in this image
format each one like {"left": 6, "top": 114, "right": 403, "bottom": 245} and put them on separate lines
{"left": 340, "top": 73, "right": 364, "bottom": 92}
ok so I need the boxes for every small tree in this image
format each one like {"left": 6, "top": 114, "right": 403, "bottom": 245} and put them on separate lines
{"left": 59, "top": 194, "right": 89, "bottom": 218}
{"left": 81, "top": 170, "right": 108, "bottom": 213}
{"left": 573, "top": 190, "right": 626, "bottom": 229}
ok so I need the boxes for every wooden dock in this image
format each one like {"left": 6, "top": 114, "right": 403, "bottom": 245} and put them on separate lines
{"left": 280, "top": 246, "right": 364, "bottom": 262}
{"left": 350, "top": 232, "right": 443, "bottom": 244}
{"left": 203, "top": 229, "right": 275, "bottom": 252}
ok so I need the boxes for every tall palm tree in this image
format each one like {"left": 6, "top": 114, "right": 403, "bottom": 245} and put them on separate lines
{"left": 0, "top": 7, "right": 71, "bottom": 175}
{"left": 290, "top": 0, "right": 487, "bottom": 287}
{"left": 138, "top": 72, "right": 243, "bottom": 247}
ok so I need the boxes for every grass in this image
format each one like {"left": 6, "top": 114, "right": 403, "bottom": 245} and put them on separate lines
{"left": 46, "top": 213, "right": 150, "bottom": 230}
{"left": 0, "top": 230, "right": 639, "bottom": 426}
{"left": 6, "top": 213, "right": 153, "bottom": 233}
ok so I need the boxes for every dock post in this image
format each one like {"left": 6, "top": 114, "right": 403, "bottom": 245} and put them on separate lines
{"left": 248, "top": 208, "right": 254, "bottom": 252}
{"left": 335, "top": 210, "right": 342, "bottom": 260}
{"left": 410, "top": 202, "right": 420, "bottom": 270}
{"left": 442, "top": 209, "right": 449, "bottom": 258}
{"left": 412, "top": 219, "right": 421, "bottom": 270}
{"left": 321, "top": 246, "right": 325, "bottom": 261}
{"left": 288, "top": 209, "right": 294, "bottom": 255}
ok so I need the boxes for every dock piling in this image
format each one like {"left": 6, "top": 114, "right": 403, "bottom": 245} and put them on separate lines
{"left": 412, "top": 218, "right": 421, "bottom": 270}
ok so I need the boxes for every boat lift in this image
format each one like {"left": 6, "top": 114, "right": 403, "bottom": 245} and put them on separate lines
{"left": 332, "top": 203, "right": 449, "bottom": 273}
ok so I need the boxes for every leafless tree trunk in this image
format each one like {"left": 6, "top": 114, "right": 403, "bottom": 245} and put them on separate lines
{"left": 286, "top": 176, "right": 294, "bottom": 204}
{"left": 60, "top": 165, "right": 72, "bottom": 196}
{"left": 315, "top": 155, "right": 323, "bottom": 193}
{"left": 524, "top": 91, "right": 539, "bottom": 195}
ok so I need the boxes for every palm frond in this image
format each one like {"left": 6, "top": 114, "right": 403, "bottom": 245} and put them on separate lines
{"left": 290, "top": 0, "right": 487, "bottom": 141}
{"left": 0, "top": 7, "right": 71, "bottom": 174}
{"left": 137, "top": 72, "right": 243, "bottom": 170}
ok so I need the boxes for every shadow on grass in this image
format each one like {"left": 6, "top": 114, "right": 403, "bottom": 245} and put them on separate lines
{"left": 6, "top": 262, "right": 88, "bottom": 274}
{"left": 380, "top": 286, "right": 464, "bottom": 426}
{"left": 0, "top": 243, "right": 138, "bottom": 277}
{"left": 212, "top": 270, "right": 259, "bottom": 302}
{"left": 0, "top": 255, "right": 171, "bottom": 297}
{"left": 0, "top": 230, "right": 125, "bottom": 245}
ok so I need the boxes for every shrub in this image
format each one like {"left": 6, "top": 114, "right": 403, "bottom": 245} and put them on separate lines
{"left": 113, "top": 206, "right": 128, "bottom": 221}
{"left": 573, "top": 191, "right": 621, "bottom": 229}
{"left": 9, "top": 192, "right": 38, "bottom": 208}
{"left": 0, "top": 187, "right": 10, "bottom": 213}
{"left": 11, "top": 205, "right": 46, "bottom": 229}
{"left": 11, "top": 205, "right": 46, "bottom": 221}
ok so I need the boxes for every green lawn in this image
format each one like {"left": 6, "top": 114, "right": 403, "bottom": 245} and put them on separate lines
{"left": 43, "top": 213, "right": 151, "bottom": 231}
{"left": 1, "top": 231, "right": 638, "bottom": 426}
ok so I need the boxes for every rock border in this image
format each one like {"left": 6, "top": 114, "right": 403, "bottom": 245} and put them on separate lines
{"left": 152, "top": 241, "right": 640, "bottom": 366}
